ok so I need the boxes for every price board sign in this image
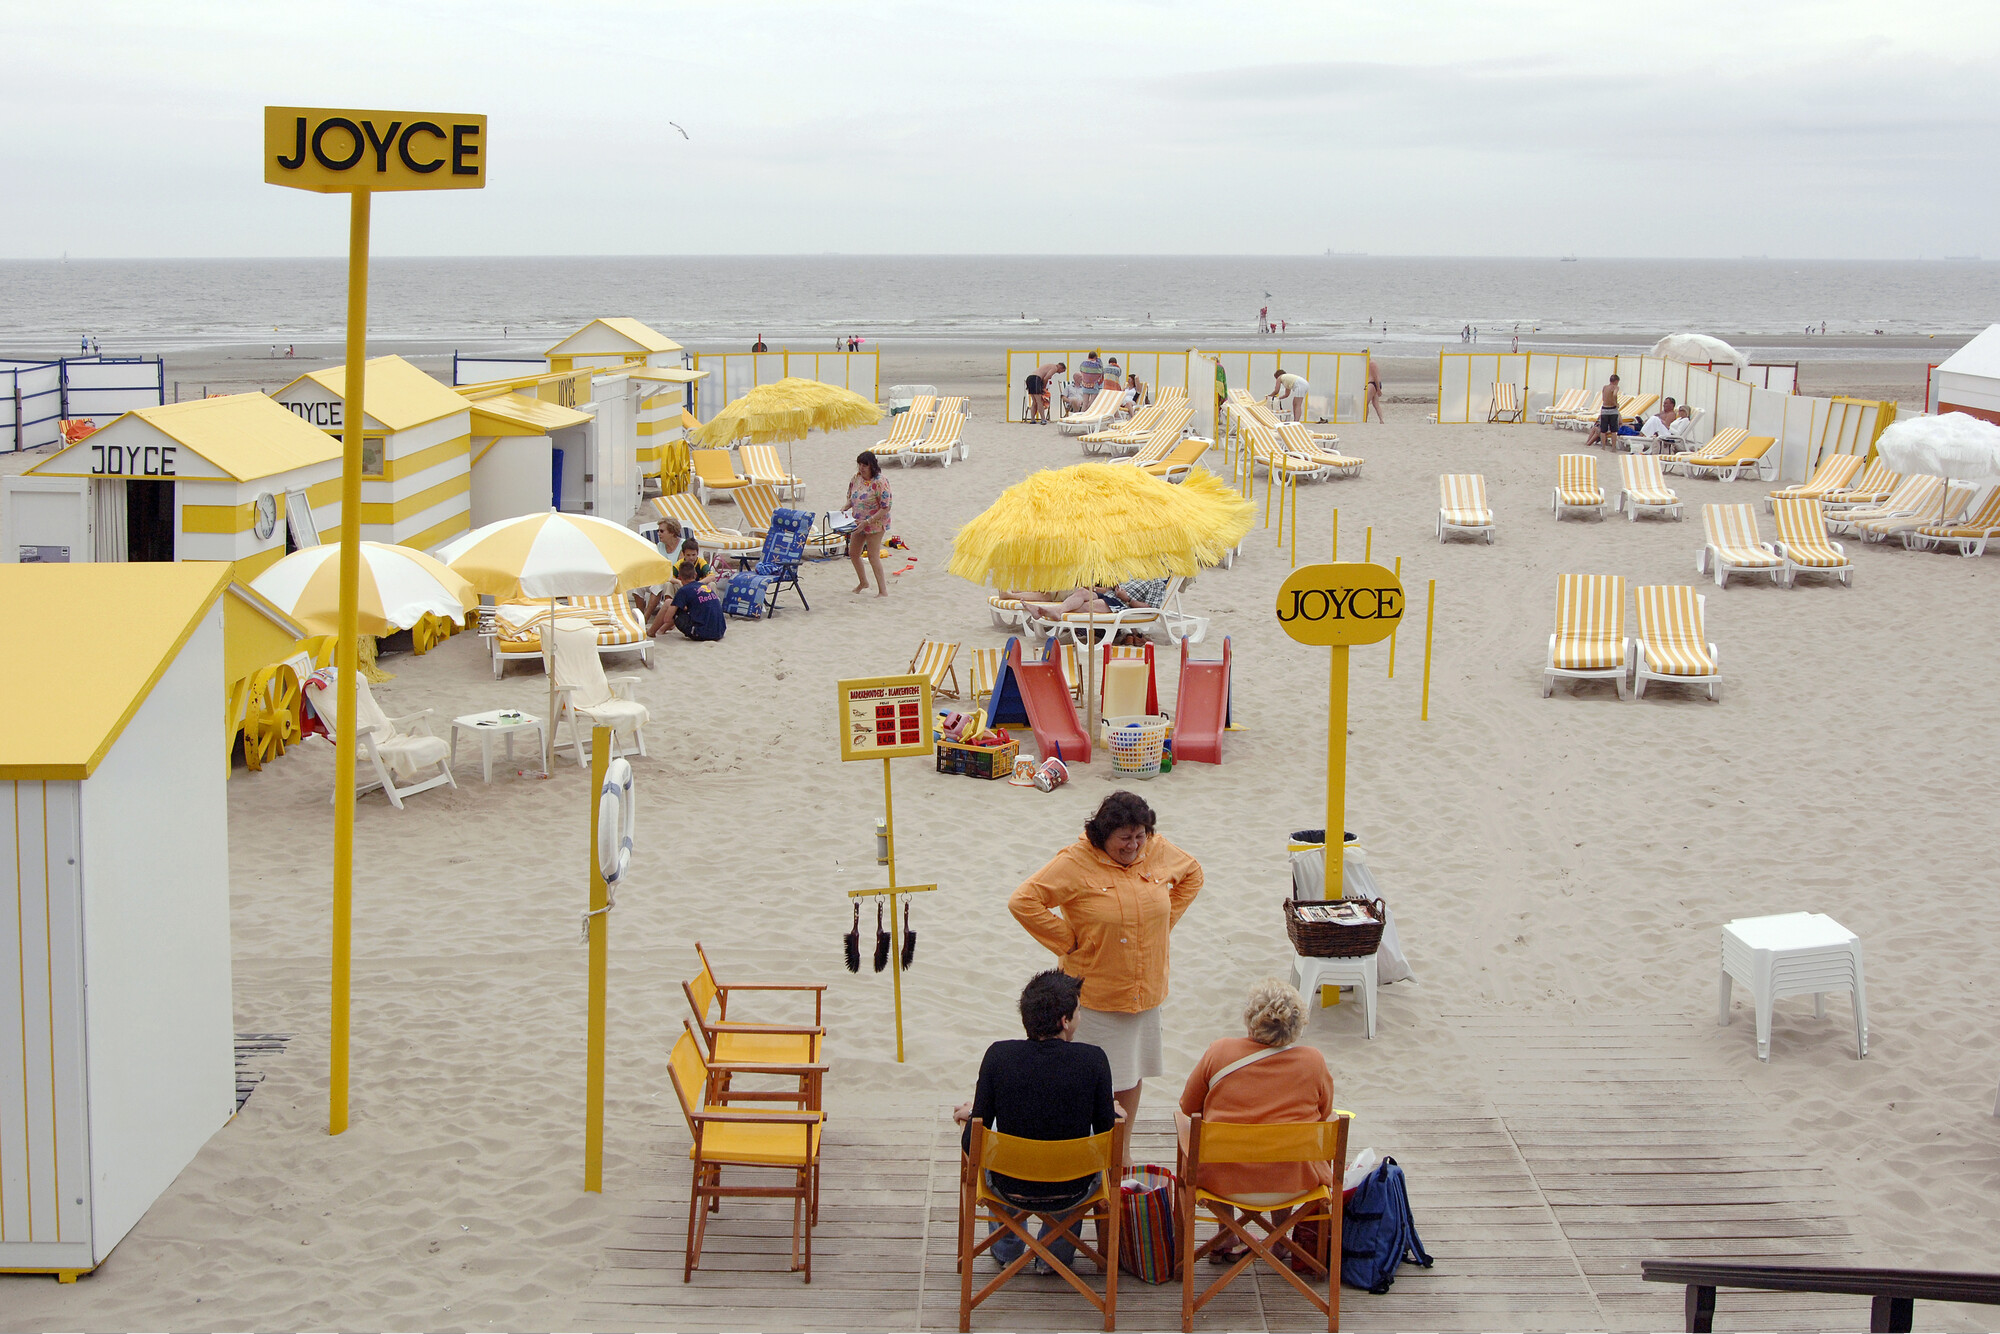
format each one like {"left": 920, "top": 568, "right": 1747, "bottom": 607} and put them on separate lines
{"left": 836, "top": 674, "right": 934, "bottom": 762}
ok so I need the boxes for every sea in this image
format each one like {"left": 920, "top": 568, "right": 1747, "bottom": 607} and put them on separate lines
{"left": 3, "top": 256, "right": 1994, "bottom": 360}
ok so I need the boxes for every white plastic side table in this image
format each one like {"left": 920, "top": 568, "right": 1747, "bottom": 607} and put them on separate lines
{"left": 450, "top": 710, "right": 547, "bottom": 782}
{"left": 1293, "top": 952, "right": 1378, "bottom": 1039}
{"left": 1719, "top": 911, "right": 1866, "bottom": 1062}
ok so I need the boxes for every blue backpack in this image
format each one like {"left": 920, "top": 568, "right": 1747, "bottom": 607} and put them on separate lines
{"left": 1341, "top": 1156, "right": 1432, "bottom": 1294}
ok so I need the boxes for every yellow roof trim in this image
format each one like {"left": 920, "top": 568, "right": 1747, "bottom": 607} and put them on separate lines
{"left": 544, "top": 317, "right": 682, "bottom": 357}
{"left": 278, "top": 355, "right": 471, "bottom": 432}
{"left": 27, "top": 393, "right": 341, "bottom": 483}
{"left": 628, "top": 366, "right": 708, "bottom": 384}
{"left": 227, "top": 578, "right": 310, "bottom": 640}
{"left": 0, "top": 563, "right": 232, "bottom": 780}
{"left": 469, "top": 392, "right": 594, "bottom": 435}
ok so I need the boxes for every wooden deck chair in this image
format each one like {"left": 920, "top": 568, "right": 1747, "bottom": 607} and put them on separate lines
{"left": 1060, "top": 388, "right": 1124, "bottom": 436}
{"left": 1618, "top": 455, "right": 1682, "bottom": 522}
{"left": 1242, "top": 416, "right": 1329, "bottom": 483}
{"left": 1552, "top": 453, "right": 1606, "bottom": 519}
{"left": 1540, "top": 387, "right": 1589, "bottom": 424}
{"left": 734, "top": 482, "right": 781, "bottom": 537}
{"left": 566, "top": 594, "right": 653, "bottom": 666}
{"left": 1278, "top": 422, "right": 1364, "bottom": 477}
{"left": 1823, "top": 473, "right": 1944, "bottom": 536}
{"left": 1142, "top": 434, "right": 1213, "bottom": 484}
{"left": 668, "top": 1021, "right": 823, "bottom": 1283}
{"left": 1769, "top": 498, "right": 1855, "bottom": 587}
{"left": 1663, "top": 428, "right": 1749, "bottom": 476}
{"left": 307, "top": 668, "right": 457, "bottom": 807}
{"left": 739, "top": 444, "right": 803, "bottom": 500}
{"left": 959, "top": 1120, "right": 1120, "bottom": 1332}
{"left": 875, "top": 394, "right": 935, "bottom": 451}
{"left": 652, "top": 492, "right": 764, "bottom": 555}
{"left": 692, "top": 942, "right": 828, "bottom": 1027}
{"left": 546, "top": 616, "right": 649, "bottom": 764}
{"left": 1080, "top": 402, "right": 1162, "bottom": 453}
{"left": 1699, "top": 504, "right": 1785, "bottom": 588}
{"left": 1908, "top": 485, "right": 2000, "bottom": 557}
{"left": 1630, "top": 585, "right": 1721, "bottom": 701}
{"left": 1821, "top": 457, "right": 1900, "bottom": 508}
{"left": 1682, "top": 435, "right": 1777, "bottom": 482}
{"left": 1488, "top": 381, "right": 1524, "bottom": 423}
{"left": 683, "top": 945, "right": 825, "bottom": 1105}
{"left": 909, "top": 638, "right": 961, "bottom": 698}
{"left": 690, "top": 448, "right": 753, "bottom": 501}
{"left": 1545, "top": 574, "right": 1629, "bottom": 698}
{"left": 1438, "top": 473, "right": 1495, "bottom": 544}
{"left": 1765, "top": 453, "right": 1862, "bottom": 512}
{"left": 968, "top": 648, "right": 1001, "bottom": 707}
{"left": 901, "top": 409, "right": 966, "bottom": 467}
{"left": 1178, "top": 1112, "right": 1351, "bottom": 1333}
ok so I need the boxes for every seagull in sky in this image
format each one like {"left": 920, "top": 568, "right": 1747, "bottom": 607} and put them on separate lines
{"left": 668, "top": 122, "right": 689, "bottom": 139}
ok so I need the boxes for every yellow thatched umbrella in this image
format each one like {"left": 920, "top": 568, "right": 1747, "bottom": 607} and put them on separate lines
{"left": 950, "top": 463, "right": 1252, "bottom": 734}
{"left": 693, "top": 376, "right": 884, "bottom": 465}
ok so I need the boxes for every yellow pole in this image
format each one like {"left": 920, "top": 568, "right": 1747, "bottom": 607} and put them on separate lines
{"left": 329, "top": 188, "right": 370, "bottom": 1137}
{"left": 883, "top": 757, "right": 906, "bottom": 1062}
{"left": 1289, "top": 473, "right": 1298, "bottom": 568}
{"left": 1388, "top": 556, "right": 1402, "bottom": 678}
{"left": 584, "top": 726, "right": 609, "bottom": 1192}
{"left": 1364, "top": 525, "right": 1372, "bottom": 564}
{"left": 1331, "top": 507, "right": 1339, "bottom": 561}
{"left": 1420, "top": 579, "right": 1437, "bottom": 721}
{"left": 1321, "top": 643, "right": 1350, "bottom": 1006}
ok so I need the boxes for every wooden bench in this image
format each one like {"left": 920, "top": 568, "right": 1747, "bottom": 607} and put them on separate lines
{"left": 1642, "top": 1260, "right": 2000, "bottom": 1332}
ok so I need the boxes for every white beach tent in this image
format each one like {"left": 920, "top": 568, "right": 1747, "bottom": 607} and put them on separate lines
{"left": 1650, "top": 334, "right": 1748, "bottom": 371}
{"left": 1932, "top": 324, "right": 2000, "bottom": 425}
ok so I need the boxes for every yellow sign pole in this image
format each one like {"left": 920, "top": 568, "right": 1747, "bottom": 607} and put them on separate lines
{"left": 584, "top": 727, "right": 610, "bottom": 1191}
{"left": 328, "top": 187, "right": 369, "bottom": 1136}
{"left": 1421, "top": 579, "right": 1438, "bottom": 721}
{"left": 1388, "top": 556, "right": 1402, "bottom": 678}
{"left": 883, "top": 756, "right": 904, "bottom": 1061}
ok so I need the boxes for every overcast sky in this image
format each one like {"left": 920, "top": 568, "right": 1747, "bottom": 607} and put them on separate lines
{"left": 4, "top": 0, "right": 1997, "bottom": 259}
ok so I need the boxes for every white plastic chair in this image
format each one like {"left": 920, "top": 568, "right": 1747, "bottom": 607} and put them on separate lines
{"left": 1719, "top": 912, "right": 1866, "bottom": 1062}
{"left": 1292, "top": 953, "right": 1378, "bottom": 1039}
{"left": 310, "top": 670, "right": 457, "bottom": 809}
{"left": 545, "top": 616, "right": 649, "bottom": 765}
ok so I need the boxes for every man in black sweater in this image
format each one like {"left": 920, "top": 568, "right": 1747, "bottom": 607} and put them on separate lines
{"left": 954, "top": 970, "right": 1119, "bottom": 1272}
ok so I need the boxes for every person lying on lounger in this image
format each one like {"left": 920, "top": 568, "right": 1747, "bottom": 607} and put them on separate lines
{"left": 1007, "top": 577, "right": 1169, "bottom": 620}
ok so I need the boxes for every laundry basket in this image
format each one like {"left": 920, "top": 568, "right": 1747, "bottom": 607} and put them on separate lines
{"left": 1104, "top": 715, "right": 1170, "bottom": 779}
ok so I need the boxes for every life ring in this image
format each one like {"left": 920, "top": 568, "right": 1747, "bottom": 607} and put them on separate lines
{"left": 597, "top": 758, "right": 635, "bottom": 884}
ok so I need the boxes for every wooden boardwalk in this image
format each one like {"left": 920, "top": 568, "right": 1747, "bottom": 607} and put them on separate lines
{"left": 580, "top": 1012, "right": 1867, "bottom": 1331}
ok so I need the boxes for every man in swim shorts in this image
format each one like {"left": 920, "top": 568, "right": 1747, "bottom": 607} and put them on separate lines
{"left": 1584, "top": 374, "right": 1622, "bottom": 448}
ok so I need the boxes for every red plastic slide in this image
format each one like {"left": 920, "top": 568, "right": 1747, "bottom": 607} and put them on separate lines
{"left": 1173, "top": 636, "right": 1231, "bottom": 764}
{"left": 1006, "top": 637, "right": 1091, "bottom": 764}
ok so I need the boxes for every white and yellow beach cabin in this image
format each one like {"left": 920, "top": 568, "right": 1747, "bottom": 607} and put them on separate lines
{"left": 544, "top": 317, "right": 700, "bottom": 479}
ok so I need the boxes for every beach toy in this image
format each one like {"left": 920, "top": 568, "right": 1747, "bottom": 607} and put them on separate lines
{"left": 1034, "top": 757, "right": 1070, "bottom": 792}
{"left": 1009, "top": 757, "right": 1041, "bottom": 786}
{"left": 1105, "top": 714, "right": 1170, "bottom": 779}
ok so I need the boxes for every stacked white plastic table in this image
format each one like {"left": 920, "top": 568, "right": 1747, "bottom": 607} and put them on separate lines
{"left": 1719, "top": 912, "right": 1866, "bottom": 1061}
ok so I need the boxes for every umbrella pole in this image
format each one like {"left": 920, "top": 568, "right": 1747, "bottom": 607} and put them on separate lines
{"left": 548, "top": 595, "right": 559, "bottom": 770}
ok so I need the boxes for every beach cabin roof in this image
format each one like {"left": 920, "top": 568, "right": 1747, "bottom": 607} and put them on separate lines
{"left": 545, "top": 317, "right": 682, "bottom": 358}
{"left": 223, "top": 581, "right": 309, "bottom": 688}
{"left": 468, "top": 392, "right": 594, "bottom": 436}
{"left": 275, "top": 355, "right": 471, "bottom": 432}
{"left": 0, "top": 562, "right": 231, "bottom": 780}
{"left": 627, "top": 366, "right": 708, "bottom": 385}
{"left": 26, "top": 393, "right": 341, "bottom": 483}
{"left": 1936, "top": 324, "right": 2000, "bottom": 381}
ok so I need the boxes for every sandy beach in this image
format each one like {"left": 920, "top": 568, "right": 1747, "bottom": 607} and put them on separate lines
{"left": 6, "top": 355, "right": 1998, "bottom": 1331}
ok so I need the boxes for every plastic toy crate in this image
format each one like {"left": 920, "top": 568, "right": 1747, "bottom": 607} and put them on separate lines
{"left": 936, "top": 738, "right": 1019, "bottom": 780}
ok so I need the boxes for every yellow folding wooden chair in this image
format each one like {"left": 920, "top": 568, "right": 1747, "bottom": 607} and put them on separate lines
{"left": 1488, "top": 381, "right": 1523, "bottom": 423}
{"left": 910, "top": 638, "right": 961, "bottom": 698}
{"left": 959, "top": 1120, "right": 1119, "bottom": 1331}
{"left": 1178, "top": 1112, "right": 1351, "bottom": 1333}
{"left": 683, "top": 947, "right": 826, "bottom": 1109}
{"left": 968, "top": 648, "right": 1001, "bottom": 707}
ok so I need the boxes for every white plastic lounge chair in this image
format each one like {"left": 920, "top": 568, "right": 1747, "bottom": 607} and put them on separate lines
{"left": 310, "top": 669, "right": 457, "bottom": 808}
{"left": 547, "top": 615, "right": 649, "bottom": 765}
{"left": 1629, "top": 585, "right": 1721, "bottom": 701}
{"left": 1552, "top": 454, "right": 1606, "bottom": 520}
{"left": 1080, "top": 402, "right": 1163, "bottom": 454}
{"left": 1241, "top": 416, "right": 1329, "bottom": 483}
{"left": 652, "top": 492, "right": 764, "bottom": 556}
{"left": 739, "top": 444, "right": 803, "bottom": 500}
{"left": 1764, "top": 453, "right": 1863, "bottom": 513}
{"left": 735, "top": 482, "right": 780, "bottom": 537}
{"left": 1906, "top": 486, "right": 2000, "bottom": 557}
{"left": 1540, "top": 388, "right": 1590, "bottom": 425}
{"left": 1698, "top": 504, "right": 1785, "bottom": 588}
{"left": 1820, "top": 458, "right": 1900, "bottom": 509}
{"left": 1822, "top": 473, "right": 1944, "bottom": 536}
{"left": 899, "top": 409, "right": 966, "bottom": 467}
{"left": 1682, "top": 435, "right": 1778, "bottom": 483}
{"left": 1769, "top": 498, "right": 1855, "bottom": 588}
{"left": 1617, "top": 455, "right": 1682, "bottom": 522}
{"left": 1843, "top": 480, "right": 1972, "bottom": 544}
{"left": 1544, "top": 573, "right": 1629, "bottom": 699}
{"left": 1663, "top": 428, "right": 1749, "bottom": 476}
{"left": 1059, "top": 389, "right": 1123, "bottom": 436}
{"left": 689, "top": 448, "right": 754, "bottom": 502}
{"left": 1025, "top": 577, "right": 1208, "bottom": 646}
{"left": 1439, "top": 473, "right": 1495, "bottom": 544}
{"left": 874, "top": 395, "right": 935, "bottom": 452}
{"left": 1277, "top": 422, "right": 1364, "bottom": 477}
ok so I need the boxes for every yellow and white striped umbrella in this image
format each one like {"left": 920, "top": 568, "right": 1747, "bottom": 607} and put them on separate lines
{"left": 437, "top": 511, "right": 672, "bottom": 598}
{"left": 250, "top": 541, "right": 475, "bottom": 637}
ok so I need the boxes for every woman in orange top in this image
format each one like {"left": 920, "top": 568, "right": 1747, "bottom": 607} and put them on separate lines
{"left": 1179, "top": 979, "right": 1337, "bottom": 1211}
{"left": 1009, "top": 791, "right": 1204, "bottom": 1136}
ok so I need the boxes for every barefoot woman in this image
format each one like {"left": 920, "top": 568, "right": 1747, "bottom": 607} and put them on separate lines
{"left": 846, "top": 450, "right": 892, "bottom": 597}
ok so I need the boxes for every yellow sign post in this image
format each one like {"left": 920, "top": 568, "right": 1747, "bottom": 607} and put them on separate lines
{"left": 836, "top": 674, "right": 937, "bottom": 1062}
{"left": 266, "top": 105, "right": 485, "bottom": 1136}
{"left": 1275, "top": 562, "right": 1404, "bottom": 1003}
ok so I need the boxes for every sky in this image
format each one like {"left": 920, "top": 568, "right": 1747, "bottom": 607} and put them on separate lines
{"left": 3, "top": 0, "right": 1998, "bottom": 259}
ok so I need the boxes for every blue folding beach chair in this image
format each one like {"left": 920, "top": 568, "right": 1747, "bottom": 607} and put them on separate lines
{"left": 729, "top": 507, "right": 813, "bottom": 616}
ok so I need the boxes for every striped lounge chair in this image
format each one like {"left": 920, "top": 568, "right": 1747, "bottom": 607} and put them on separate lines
{"left": 739, "top": 444, "right": 803, "bottom": 500}
{"left": 1630, "top": 584, "right": 1721, "bottom": 701}
{"left": 1663, "top": 428, "right": 1749, "bottom": 476}
{"left": 1251, "top": 400, "right": 1340, "bottom": 447}
{"left": 1540, "top": 387, "right": 1590, "bottom": 425}
{"left": 1698, "top": 503, "right": 1785, "bottom": 588}
{"left": 566, "top": 595, "right": 653, "bottom": 666}
{"left": 1488, "top": 382, "right": 1524, "bottom": 423}
{"left": 1242, "top": 417, "right": 1329, "bottom": 483}
{"left": 1617, "top": 455, "right": 1682, "bottom": 522}
{"left": 900, "top": 409, "right": 966, "bottom": 467}
{"left": 735, "top": 483, "right": 781, "bottom": 537}
{"left": 1618, "top": 394, "right": 1659, "bottom": 425}
{"left": 1823, "top": 473, "right": 1945, "bottom": 538}
{"left": 1104, "top": 428, "right": 1178, "bottom": 472}
{"left": 1846, "top": 481, "right": 1973, "bottom": 544}
{"left": 652, "top": 492, "right": 764, "bottom": 556}
{"left": 1820, "top": 457, "right": 1900, "bottom": 508}
{"left": 1026, "top": 576, "right": 1208, "bottom": 647}
{"left": 689, "top": 448, "right": 754, "bottom": 502}
{"left": 1768, "top": 498, "right": 1854, "bottom": 588}
{"left": 488, "top": 598, "right": 651, "bottom": 677}
{"left": 1764, "top": 453, "right": 1863, "bottom": 512}
{"left": 908, "top": 638, "right": 961, "bottom": 699}
{"left": 937, "top": 396, "right": 966, "bottom": 416}
{"left": 1907, "top": 486, "right": 2000, "bottom": 557}
{"left": 988, "top": 594, "right": 1029, "bottom": 629}
{"left": 1278, "top": 423, "right": 1364, "bottom": 477}
{"left": 1682, "top": 435, "right": 1777, "bottom": 482}
{"left": 1080, "top": 403, "right": 1162, "bottom": 453}
{"left": 1060, "top": 389, "right": 1124, "bottom": 436}
{"left": 1438, "top": 473, "right": 1495, "bottom": 544}
{"left": 1552, "top": 454, "right": 1606, "bottom": 519}
{"left": 1544, "top": 573, "right": 1629, "bottom": 699}
{"left": 1141, "top": 434, "right": 1213, "bottom": 484}
{"left": 875, "top": 395, "right": 935, "bottom": 452}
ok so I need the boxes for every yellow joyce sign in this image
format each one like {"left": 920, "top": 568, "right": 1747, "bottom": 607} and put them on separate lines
{"left": 1275, "top": 562, "right": 1405, "bottom": 646}
{"left": 265, "top": 106, "right": 487, "bottom": 193}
